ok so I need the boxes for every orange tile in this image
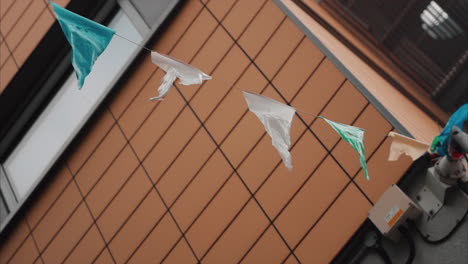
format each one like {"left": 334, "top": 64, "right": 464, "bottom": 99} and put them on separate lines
{"left": 127, "top": 214, "right": 180, "bottom": 264}
{"left": 295, "top": 184, "right": 371, "bottom": 263}
{"left": 238, "top": 0, "right": 285, "bottom": 57}
{"left": 33, "top": 257, "right": 44, "bottom": 264}
{"left": 151, "top": 0, "right": 204, "bottom": 54}
{"left": 26, "top": 165, "right": 73, "bottom": 228}
{"left": 275, "top": 156, "right": 349, "bottom": 246}
{"left": 190, "top": 45, "right": 250, "bottom": 121}
{"left": 157, "top": 129, "right": 216, "bottom": 205}
{"left": 0, "top": 219, "right": 31, "bottom": 263}
{"left": 108, "top": 55, "right": 155, "bottom": 119}
{"left": 93, "top": 249, "right": 114, "bottom": 264}
{"left": 0, "top": 0, "right": 15, "bottom": 18}
{"left": 67, "top": 110, "right": 115, "bottom": 175}
{"left": 74, "top": 125, "right": 126, "bottom": 195}
{"left": 223, "top": 0, "right": 267, "bottom": 39}
{"left": 186, "top": 176, "right": 250, "bottom": 257}
{"left": 45, "top": 0, "right": 70, "bottom": 13}
{"left": 116, "top": 69, "right": 167, "bottom": 138}
{"left": 97, "top": 167, "right": 153, "bottom": 242}
{"left": 220, "top": 87, "right": 283, "bottom": 167}
{"left": 108, "top": 190, "right": 166, "bottom": 263}
{"left": 255, "top": 19, "right": 304, "bottom": 79}
{"left": 310, "top": 81, "right": 367, "bottom": 149}
{"left": 0, "top": 56, "right": 17, "bottom": 91}
{"left": 240, "top": 226, "right": 290, "bottom": 264}
{"left": 202, "top": 200, "right": 269, "bottom": 263}
{"left": 0, "top": 0, "right": 30, "bottom": 35}
{"left": 181, "top": 25, "right": 234, "bottom": 99}
{"left": 8, "top": 236, "right": 39, "bottom": 264}
{"left": 41, "top": 203, "right": 94, "bottom": 264}
{"left": 4, "top": 0, "right": 46, "bottom": 49}
{"left": 333, "top": 105, "right": 392, "bottom": 176}
{"left": 85, "top": 145, "right": 139, "bottom": 217}
{"left": 238, "top": 134, "right": 281, "bottom": 192}
{"left": 171, "top": 151, "right": 233, "bottom": 231}
{"left": 129, "top": 88, "right": 185, "bottom": 159}
{"left": 220, "top": 112, "right": 265, "bottom": 167}
{"left": 142, "top": 108, "right": 200, "bottom": 183}
{"left": 32, "top": 182, "right": 82, "bottom": 251}
{"left": 13, "top": 9, "right": 53, "bottom": 65}
{"left": 0, "top": 41, "right": 11, "bottom": 66}
{"left": 163, "top": 239, "right": 198, "bottom": 264}
{"left": 354, "top": 137, "right": 413, "bottom": 202}
{"left": 204, "top": 63, "right": 267, "bottom": 142}
{"left": 205, "top": 0, "right": 237, "bottom": 21}
{"left": 166, "top": 9, "right": 218, "bottom": 63}
{"left": 272, "top": 38, "right": 325, "bottom": 101}
{"left": 63, "top": 225, "right": 106, "bottom": 264}
{"left": 290, "top": 58, "right": 346, "bottom": 116}
{"left": 255, "top": 132, "right": 327, "bottom": 218}
{"left": 284, "top": 255, "right": 300, "bottom": 264}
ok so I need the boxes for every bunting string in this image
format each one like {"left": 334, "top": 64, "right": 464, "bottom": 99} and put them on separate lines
{"left": 51, "top": 0, "right": 371, "bottom": 179}
{"left": 114, "top": 32, "right": 153, "bottom": 53}
{"left": 50, "top": 1, "right": 463, "bottom": 183}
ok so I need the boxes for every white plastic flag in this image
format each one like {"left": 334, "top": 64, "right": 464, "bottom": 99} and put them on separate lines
{"left": 388, "top": 132, "right": 429, "bottom": 161}
{"left": 150, "top": 51, "right": 212, "bottom": 101}
{"left": 243, "top": 91, "right": 296, "bottom": 170}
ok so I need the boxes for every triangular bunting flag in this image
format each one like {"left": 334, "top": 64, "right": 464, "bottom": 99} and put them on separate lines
{"left": 431, "top": 103, "right": 468, "bottom": 156}
{"left": 150, "top": 51, "right": 212, "bottom": 100}
{"left": 321, "top": 117, "right": 369, "bottom": 180}
{"left": 388, "top": 132, "right": 429, "bottom": 161}
{"left": 243, "top": 92, "right": 296, "bottom": 170}
{"left": 51, "top": 1, "right": 115, "bottom": 88}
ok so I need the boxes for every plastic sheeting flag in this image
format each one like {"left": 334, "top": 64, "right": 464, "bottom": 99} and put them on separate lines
{"left": 321, "top": 117, "right": 369, "bottom": 180}
{"left": 243, "top": 92, "right": 296, "bottom": 170}
{"left": 431, "top": 103, "right": 468, "bottom": 156}
{"left": 51, "top": 1, "right": 115, "bottom": 88}
{"left": 388, "top": 132, "right": 429, "bottom": 161}
{"left": 150, "top": 51, "right": 212, "bottom": 101}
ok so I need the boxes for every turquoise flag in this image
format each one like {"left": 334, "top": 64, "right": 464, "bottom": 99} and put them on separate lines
{"left": 431, "top": 103, "right": 468, "bottom": 156}
{"left": 321, "top": 117, "right": 370, "bottom": 180}
{"left": 51, "top": 2, "right": 115, "bottom": 88}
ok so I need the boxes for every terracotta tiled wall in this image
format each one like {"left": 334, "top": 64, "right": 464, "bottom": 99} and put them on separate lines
{"left": 0, "top": 0, "right": 70, "bottom": 93}
{"left": 0, "top": 0, "right": 414, "bottom": 263}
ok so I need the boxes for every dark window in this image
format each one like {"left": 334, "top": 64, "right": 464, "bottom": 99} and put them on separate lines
{"left": 319, "top": 0, "right": 468, "bottom": 112}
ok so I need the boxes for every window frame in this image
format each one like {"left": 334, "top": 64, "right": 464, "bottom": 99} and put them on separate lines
{"left": 0, "top": 0, "right": 181, "bottom": 234}
{"left": 306, "top": 0, "right": 468, "bottom": 113}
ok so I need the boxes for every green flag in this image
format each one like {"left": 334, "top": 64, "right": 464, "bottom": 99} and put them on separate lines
{"left": 321, "top": 117, "right": 369, "bottom": 180}
{"left": 51, "top": 1, "right": 115, "bottom": 88}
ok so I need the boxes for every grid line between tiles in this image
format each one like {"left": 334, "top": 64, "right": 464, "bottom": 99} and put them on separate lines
{"left": 106, "top": 105, "right": 202, "bottom": 263}
{"left": 6, "top": 0, "right": 239, "bottom": 262}
{"left": 199, "top": 0, "right": 374, "bottom": 206}
{"left": 7, "top": 0, "right": 209, "bottom": 254}
{"left": 1, "top": 1, "right": 404, "bottom": 263}
{"left": 4, "top": 5, "right": 49, "bottom": 57}
{"left": 0, "top": 0, "right": 34, "bottom": 39}
{"left": 281, "top": 125, "right": 394, "bottom": 263}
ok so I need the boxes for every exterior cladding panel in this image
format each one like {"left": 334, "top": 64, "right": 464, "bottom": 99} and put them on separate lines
{"left": 0, "top": 0, "right": 415, "bottom": 263}
{"left": 0, "top": 0, "right": 70, "bottom": 93}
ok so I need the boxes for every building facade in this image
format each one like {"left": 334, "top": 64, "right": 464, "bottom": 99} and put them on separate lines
{"left": 0, "top": 0, "right": 460, "bottom": 263}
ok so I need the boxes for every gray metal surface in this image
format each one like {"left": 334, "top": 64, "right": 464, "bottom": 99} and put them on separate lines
{"left": 360, "top": 164, "right": 468, "bottom": 264}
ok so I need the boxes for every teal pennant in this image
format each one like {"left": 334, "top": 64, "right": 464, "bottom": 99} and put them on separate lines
{"left": 51, "top": 1, "right": 115, "bottom": 88}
